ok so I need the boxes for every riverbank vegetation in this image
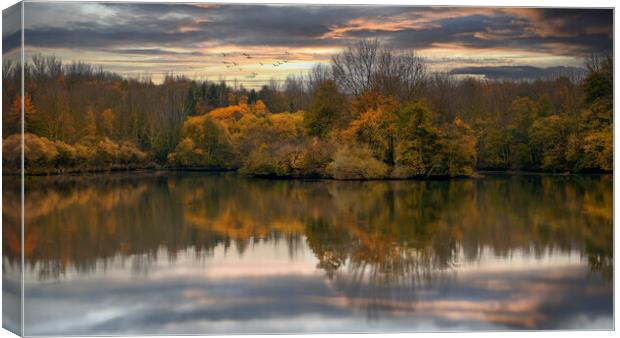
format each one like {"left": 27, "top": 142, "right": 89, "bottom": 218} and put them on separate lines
{"left": 3, "top": 40, "right": 612, "bottom": 178}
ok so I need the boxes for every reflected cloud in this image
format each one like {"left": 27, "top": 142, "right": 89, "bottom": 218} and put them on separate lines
{"left": 22, "top": 245, "right": 611, "bottom": 334}
{"left": 12, "top": 172, "right": 612, "bottom": 334}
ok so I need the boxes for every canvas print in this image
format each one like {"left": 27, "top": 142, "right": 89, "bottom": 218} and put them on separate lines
{"left": 1, "top": 1, "right": 613, "bottom": 336}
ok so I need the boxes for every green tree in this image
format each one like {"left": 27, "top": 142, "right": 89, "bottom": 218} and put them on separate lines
{"left": 582, "top": 55, "right": 612, "bottom": 105}
{"left": 529, "top": 115, "right": 568, "bottom": 171}
{"left": 395, "top": 100, "right": 444, "bottom": 177}
{"left": 304, "top": 80, "right": 345, "bottom": 137}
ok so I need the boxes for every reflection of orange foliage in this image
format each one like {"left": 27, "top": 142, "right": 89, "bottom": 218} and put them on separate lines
{"left": 5, "top": 228, "right": 21, "bottom": 256}
{"left": 17, "top": 174, "right": 613, "bottom": 285}
{"left": 24, "top": 231, "right": 39, "bottom": 257}
{"left": 183, "top": 186, "right": 304, "bottom": 240}
{"left": 105, "top": 218, "right": 117, "bottom": 235}
{"left": 185, "top": 202, "right": 304, "bottom": 240}
{"left": 20, "top": 183, "right": 148, "bottom": 222}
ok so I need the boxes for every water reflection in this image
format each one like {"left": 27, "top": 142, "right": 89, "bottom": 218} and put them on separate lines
{"left": 5, "top": 172, "right": 612, "bottom": 334}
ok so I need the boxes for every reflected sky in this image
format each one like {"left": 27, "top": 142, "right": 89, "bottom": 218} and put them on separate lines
{"left": 6, "top": 172, "right": 613, "bottom": 335}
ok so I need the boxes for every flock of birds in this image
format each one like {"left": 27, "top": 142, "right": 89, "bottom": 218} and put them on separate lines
{"left": 219, "top": 51, "right": 292, "bottom": 78}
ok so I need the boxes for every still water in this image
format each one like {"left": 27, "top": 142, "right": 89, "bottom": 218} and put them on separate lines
{"left": 3, "top": 172, "right": 613, "bottom": 335}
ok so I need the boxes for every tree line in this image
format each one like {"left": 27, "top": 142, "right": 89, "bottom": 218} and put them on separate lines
{"left": 2, "top": 40, "right": 612, "bottom": 178}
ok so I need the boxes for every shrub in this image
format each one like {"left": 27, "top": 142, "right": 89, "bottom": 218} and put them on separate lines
{"left": 24, "top": 133, "right": 58, "bottom": 169}
{"left": 54, "top": 140, "right": 78, "bottom": 167}
{"left": 240, "top": 143, "right": 294, "bottom": 177}
{"left": 291, "top": 137, "right": 335, "bottom": 177}
{"left": 74, "top": 143, "right": 97, "bottom": 165}
{"left": 94, "top": 138, "right": 120, "bottom": 165}
{"left": 169, "top": 138, "right": 202, "bottom": 166}
{"left": 2, "top": 134, "right": 22, "bottom": 168}
{"left": 118, "top": 141, "right": 147, "bottom": 164}
{"left": 326, "top": 145, "right": 388, "bottom": 180}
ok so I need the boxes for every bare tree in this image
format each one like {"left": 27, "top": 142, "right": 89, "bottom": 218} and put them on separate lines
{"left": 283, "top": 74, "right": 310, "bottom": 111}
{"left": 374, "top": 47, "right": 428, "bottom": 101}
{"left": 331, "top": 39, "right": 381, "bottom": 95}
{"left": 306, "top": 63, "right": 332, "bottom": 93}
{"left": 331, "top": 39, "right": 428, "bottom": 100}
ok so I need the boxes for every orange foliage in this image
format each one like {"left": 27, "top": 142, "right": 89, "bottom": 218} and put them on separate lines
{"left": 9, "top": 92, "right": 37, "bottom": 127}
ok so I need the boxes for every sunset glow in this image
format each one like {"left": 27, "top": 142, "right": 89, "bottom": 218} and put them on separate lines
{"left": 4, "top": 3, "right": 612, "bottom": 86}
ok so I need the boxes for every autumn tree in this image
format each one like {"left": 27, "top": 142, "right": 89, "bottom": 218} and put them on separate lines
{"left": 395, "top": 100, "right": 444, "bottom": 177}
{"left": 304, "top": 80, "right": 345, "bottom": 137}
{"left": 8, "top": 93, "right": 37, "bottom": 131}
{"left": 582, "top": 54, "right": 613, "bottom": 105}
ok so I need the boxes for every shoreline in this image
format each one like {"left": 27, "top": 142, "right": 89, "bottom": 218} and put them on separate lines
{"left": 4, "top": 166, "right": 613, "bottom": 180}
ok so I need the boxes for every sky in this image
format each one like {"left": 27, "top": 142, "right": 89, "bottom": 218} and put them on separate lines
{"left": 2, "top": 2, "right": 614, "bottom": 87}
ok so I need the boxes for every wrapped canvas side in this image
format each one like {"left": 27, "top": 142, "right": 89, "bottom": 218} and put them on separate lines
{"left": 2, "top": 2, "right": 24, "bottom": 336}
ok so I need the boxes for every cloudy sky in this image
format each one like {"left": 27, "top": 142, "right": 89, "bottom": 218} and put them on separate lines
{"left": 3, "top": 2, "right": 613, "bottom": 86}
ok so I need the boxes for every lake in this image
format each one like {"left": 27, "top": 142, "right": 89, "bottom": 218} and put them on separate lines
{"left": 3, "top": 172, "right": 613, "bottom": 335}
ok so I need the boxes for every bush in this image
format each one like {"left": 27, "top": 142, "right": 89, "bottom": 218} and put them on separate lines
{"left": 54, "top": 140, "right": 78, "bottom": 167}
{"left": 118, "top": 141, "right": 148, "bottom": 164}
{"left": 94, "top": 138, "right": 120, "bottom": 165}
{"left": 3, "top": 133, "right": 150, "bottom": 173}
{"left": 168, "top": 138, "right": 202, "bottom": 166}
{"left": 74, "top": 143, "right": 96, "bottom": 165}
{"left": 326, "top": 145, "right": 388, "bottom": 180}
{"left": 2, "top": 134, "right": 22, "bottom": 168}
{"left": 24, "top": 133, "right": 58, "bottom": 169}
{"left": 291, "top": 137, "right": 335, "bottom": 177}
{"left": 240, "top": 144, "right": 294, "bottom": 177}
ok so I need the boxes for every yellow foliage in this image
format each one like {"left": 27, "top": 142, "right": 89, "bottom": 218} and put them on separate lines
{"left": 326, "top": 145, "right": 388, "bottom": 180}
{"left": 3, "top": 132, "right": 148, "bottom": 172}
{"left": 24, "top": 133, "right": 58, "bottom": 165}
{"left": 95, "top": 137, "right": 120, "bottom": 164}
{"left": 250, "top": 100, "right": 270, "bottom": 116}
{"left": 268, "top": 112, "right": 304, "bottom": 141}
{"left": 2, "top": 134, "right": 22, "bottom": 165}
{"left": 291, "top": 137, "right": 335, "bottom": 176}
{"left": 349, "top": 90, "right": 399, "bottom": 116}
{"left": 582, "top": 127, "right": 613, "bottom": 171}
{"left": 100, "top": 108, "right": 116, "bottom": 136}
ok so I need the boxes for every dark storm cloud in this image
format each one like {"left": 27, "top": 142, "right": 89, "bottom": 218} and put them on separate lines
{"left": 114, "top": 48, "right": 207, "bottom": 56}
{"left": 450, "top": 65, "right": 588, "bottom": 80}
{"left": 2, "top": 3, "right": 22, "bottom": 53}
{"left": 20, "top": 3, "right": 613, "bottom": 58}
{"left": 343, "top": 9, "right": 612, "bottom": 55}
